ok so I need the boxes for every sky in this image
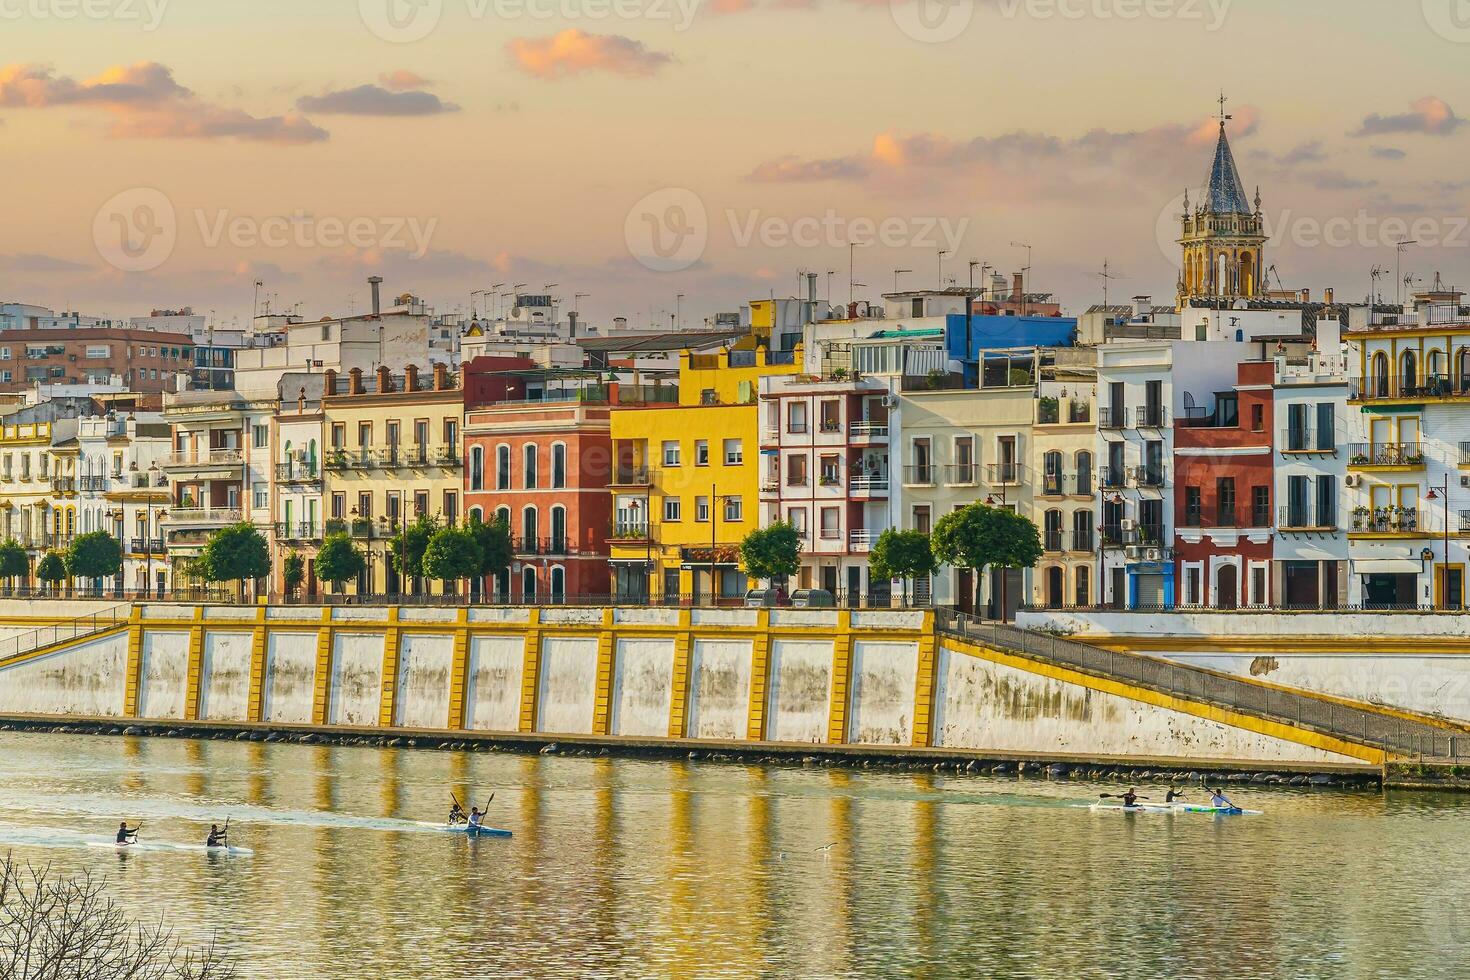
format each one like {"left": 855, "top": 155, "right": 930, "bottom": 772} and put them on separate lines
{"left": 4, "top": 0, "right": 1470, "bottom": 330}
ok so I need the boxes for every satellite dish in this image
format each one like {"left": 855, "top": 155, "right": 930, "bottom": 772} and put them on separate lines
{"left": 511, "top": 306, "right": 523, "bottom": 319}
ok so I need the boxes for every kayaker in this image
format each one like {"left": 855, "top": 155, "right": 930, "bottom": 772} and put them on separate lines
{"left": 116, "top": 822, "right": 139, "bottom": 845}
{"left": 1209, "top": 787, "right": 1235, "bottom": 809}
{"left": 448, "top": 800, "right": 467, "bottom": 825}
{"left": 1165, "top": 788, "right": 1187, "bottom": 803}
{"left": 206, "top": 824, "right": 227, "bottom": 848}
{"left": 1114, "top": 789, "right": 1147, "bottom": 808}
{"left": 467, "top": 807, "right": 484, "bottom": 831}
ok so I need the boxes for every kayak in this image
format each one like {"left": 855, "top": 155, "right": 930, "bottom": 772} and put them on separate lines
{"left": 414, "top": 821, "right": 513, "bottom": 839}
{"left": 1089, "top": 802, "right": 1262, "bottom": 816}
{"left": 86, "top": 840, "right": 255, "bottom": 856}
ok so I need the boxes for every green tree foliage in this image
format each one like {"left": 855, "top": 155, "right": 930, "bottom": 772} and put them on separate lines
{"left": 422, "top": 524, "right": 484, "bottom": 586}
{"left": 868, "top": 528, "right": 938, "bottom": 603}
{"left": 387, "top": 514, "right": 440, "bottom": 581}
{"left": 315, "top": 533, "right": 365, "bottom": 590}
{"left": 36, "top": 551, "right": 66, "bottom": 588}
{"left": 931, "top": 504, "right": 1043, "bottom": 612}
{"left": 0, "top": 539, "right": 28, "bottom": 588}
{"left": 282, "top": 551, "right": 305, "bottom": 598}
{"left": 739, "top": 522, "right": 801, "bottom": 582}
{"left": 197, "top": 523, "right": 271, "bottom": 598}
{"left": 65, "top": 531, "right": 123, "bottom": 587}
{"left": 468, "top": 512, "right": 513, "bottom": 581}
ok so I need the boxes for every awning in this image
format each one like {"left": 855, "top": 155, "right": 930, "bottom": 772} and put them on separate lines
{"left": 1356, "top": 559, "right": 1421, "bottom": 574}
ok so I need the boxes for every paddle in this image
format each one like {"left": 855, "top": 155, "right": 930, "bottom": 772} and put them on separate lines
{"left": 221, "top": 816, "right": 231, "bottom": 848}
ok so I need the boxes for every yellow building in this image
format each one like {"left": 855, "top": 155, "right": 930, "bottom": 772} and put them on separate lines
{"left": 609, "top": 347, "right": 799, "bottom": 602}
{"left": 0, "top": 420, "right": 71, "bottom": 571}
{"left": 322, "top": 362, "right": 463, "bottom": 596}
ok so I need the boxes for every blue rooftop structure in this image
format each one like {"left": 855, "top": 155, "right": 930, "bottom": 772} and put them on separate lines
{"left": 944, "top": 312, "right": 1077, "bottom": 386}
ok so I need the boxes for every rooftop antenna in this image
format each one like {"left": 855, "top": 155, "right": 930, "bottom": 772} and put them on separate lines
{"left": 1369, "top": 265, "right": 1388, "bottom": 305}
{"left": 1010, "top": 241, "right": 1033, "bottom": 317}
{"left": 1098, "top": 258, "right": 1126, "bottom": 309}
{"left": 1395, "top": 238, "right": 1418, "bottom": 309}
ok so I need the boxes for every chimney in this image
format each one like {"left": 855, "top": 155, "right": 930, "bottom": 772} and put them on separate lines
{"left": 1132, "top": 295, "right": 1150, "bottom": 319}
{"left": 432, "top": 361, "right": 449, "bottom": 391}
{"left": 1325, "top": 287, "right": 1334, "bottom": 304}
{"left": 568, "top": 311, "right": 578, "bottom": 339}
{"left": 404, "top": 363, "right": 419, "bottom": 392}
{"left": 1012, "top": 272, "right": 1024, "bottom": 301}
{"left": 368, "top": 276, "right": 383, "bottom": 317}
{"left": 1301, "top": 288, "right": 1311, "bottom": 303}
{"left": 348, "top": 367, "right": 363, "bottom": 395}
{"left": 376, "top": 365, "right": 392, "bottom": 393}
{"left": 324, "top": 368, "right": 338, "bottom": 394}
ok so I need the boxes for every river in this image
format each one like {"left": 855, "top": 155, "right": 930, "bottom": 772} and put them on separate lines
{"left": 0, "top": 730, "right": 1464, "bottom": 978}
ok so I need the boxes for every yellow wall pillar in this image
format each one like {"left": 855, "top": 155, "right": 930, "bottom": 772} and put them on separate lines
{"left": 122, "top": 606, "right": 144, "bottom": 718}
{"left": 247, "top": 608, "right": 268, "bottom": 723}
{"left": 910, "top": 630, "right": 938, "bottom": 748}
{"left": 517, "top": 608, "right": 543, "bottom": 733}
{"left": 667, "top": 608, "right": 693, "bottom": 738}
{"left": 746, "top": 610, "right": 772, "bottom": 741}
{"left": 378, "top": 607, "right": 402, "bottom": 728}
{"left": 311, "top": 607, "right": 334, "bottom": 726}
{"left": 447, "top": 608, "right": 470, "bottom": 730}
{"left": 183, "top": 608, "right": 205, "bottom": 721}
{"left": 592, "top": 608, "right": 616, "bottom": 735}
{"left": 827, "top": 611, "right": 854, "bottom": 744}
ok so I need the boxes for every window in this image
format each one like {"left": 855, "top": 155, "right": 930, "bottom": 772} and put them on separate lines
{"left": 1072, "top": 510, "right": 1094, "bottom": 552}
{"left": 1315, "top": 475, "right": 1336, "bottom": 530}
{"left": 443, "top": 419, "right": 458, "bottom": 447}
{"left": 787, "top": 402, "right": 808, "bottom": 434}
{"left": 819, "top": 454, "right": 841, "bottom": 486}
{"left": 695, "top": 496, "right": 710, "bottom": 522}
{"left": 331, "top": 423, "right": 345, "bottom": 448}
{"left": 1315, "top": 402, "right": 1335, "bottom": 452}
{"left": 786, "top": 454, "right": 808, "bottom": 486}
{"left": 552, "top": 444, "right": 567, "bottom": 488}
{"left": 443, "top": 491, "right": 458, "bottom": 526}
{"left": 1075, "top": 566, "right": 1090, "bottom": 606}
{"left": 1252, "top": 486, "right": 1271, "bottom": 527}
{"left": 414, "top": 420, "right": 429, "bottom": 453}
{"left": 253, "top": 482, "right": 267, "bottom": 509}
{"left": 1, "top": 372, "right": 9, "bottom": 383}
{"left": 332, "top": 492, "right": 345, "bottom": 518}
{"left": 496, "top": 445, "right": 510, "bottom": 490}
{"left": 662, "top": 441, "right": 681, "bottom": 466}
{"left": 357, "top": 492, "right": 372, "bottom": 519}
{"left": 1216, "top": 477, "right": 1236, "bottom": 526}
{"left": 386, "top": 421, "right": 401, "bottom": 460}
{"left": 0, "top": 348, "right": 9, "bottom": 360}
{"left": 1075, "top": 451, "right": 1093, "bottom": 496}
{"left": 820, "top": 400, "right": 840, "bottom": 433}
{"left": 523, "top": 445, "right": 538, "bottom": 489}
{"left": 358, "top": 422, "right": 372, "bottom": 448}
{"left": 253, "top": 424, "right": 268, "bottom": 448}
{"left": 1250, "top": 403, "right": 1264, "bottom": 432}
{"left": 86, "top": 345, "right": 110, "bottom": 359}
{"left": 469, "top": 446, "right": 484, "bottom": 491}
{"left": 724, "top": 497, "right": 743, "bottom": 521}
{"left": 912, "top": 505, "right": 931, "bottom": 534}
{"left": 663, "top": 497, "right": 681, "bottom": 522}
{"left": 695, "top": 440, "right": 710, "bottom": 466}
{"left": 787, "top": 507, "right": 808, "bottom": 534}
{"left": 820, "top": 507, "right": 840, "bottom": 539}
{"left": 414, "top": 491, "right": 429, "bottom": 516}
{"left": 723, "top": 439, "right": 742, "bottom": 465}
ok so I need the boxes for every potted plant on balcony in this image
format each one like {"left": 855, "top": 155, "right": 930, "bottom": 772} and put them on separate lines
{"left": 1037, "top": 396, "right": 1059, "bottom": 424}
{"left": 831, "top": 367, "right": 849, "bottom": 381}
{"left": 1351, "top": 505, "right": 1369, "bottom": 530}
{"left": 1350, "top": 451, "right": 1369, "bottom": 466}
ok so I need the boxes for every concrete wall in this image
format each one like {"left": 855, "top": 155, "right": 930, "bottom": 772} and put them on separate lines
{"left": 199, "top": 631, "right": 252, "bottom": 721}
{"left": 0, "top": 631, "right": 128, "bottom": 717}
{"left": 263, "top": 631, "right": 316, "bottom": 724}
{"left": 328, "top": 633, "right": 384, "bottom": 726}
{"left": 688, "top": 639, "right": 753, "bottom": 740}
{"left": 766, "top": 639, "right": 833, "bottom": 744}
{"left": 610, "top": 637, "right": 674, "bottom": 738}
{"left": 536, "top": 636, "right": 598, "bottom": 735}
{"left": 848, "top": 641, "right": 918, "bottom": 745}
{"left": 395, "top": 633, "right": 454, "bottom": 730}
{"left": 138, "top": 631, "right": 190, "bottom": 720}
{"left": 465, "top": 635, "right": 523, "bottom": 732}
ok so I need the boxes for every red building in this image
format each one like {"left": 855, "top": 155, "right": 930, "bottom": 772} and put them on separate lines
{"left": 463, "top": 360, "right": 615, "bottom": 602}
{"left": 1173, "top": 360, "right": 1275, "bottom": 608}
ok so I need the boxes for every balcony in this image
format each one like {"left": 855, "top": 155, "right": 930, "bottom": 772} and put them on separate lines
{"left": 1099, "top": 407, "right": 1127, "bottom": 430}
{"left": 1280, "top": 427, "right": 1336, "bottom": 455}
{"left": 1043, "top": 530, "right": 1066, "bottom": 554}
{"left": 325, "top": 448, "right": 379, "bottom": 471}
{"left": 1100, "top": 466, "right": 1127, "bottom": 490}
{"left": 1349, "top": 507, "right": 1424, "bottom": 537}
{"left": 945, "top": 463, "right": 978, "bottom": 486}
{"left": 1346, "top": 442, "right": 1424, "bottom": 470}
{"left": 986, "top": 463, "right": 1023, "bottom": 487}
{"left": 433, "top": 447, "right": 461, "bottom": 468}
{"left": 1350, "top": 374, "right": 1470, "bottom": 405}
{"left": 275, "top": 522, "right": 323, "bottom": 542}
{"left": 516, "top": 536, "right": 572, "bottom": 556}
{"left": 1040, "top": 473, "right": 1093, "bottom": 497}
{"left": 160, "top": 449, "right": 243, "bottom": 473}
{"left": 129, "top": 537, "right": 165, "bottom": 555}
{"left": 275, "top": 462, "right": 320, "bottom": 483}
{"left": 849, "top": 475, "right": 890, "bottom": 497}
{"left": 611, "top": 522, "right": 652, "bottom": 544}
{"left": 50, "top": 477, "right": 75, "bottom": 494}
{"left": 1136, "top": 406, "right": 1169, "bottom": 429}
{"left": 1130, "top": 465, "right": 1167, "bottom": 489}
{"left": 1280, "top": 505, "right": 1336, "bottom": 532}
{"left": 903, "top": 464, "right": 936, "bottom": 487}
{"left": 79, "top": 476, "right": 109, "bottom": 492}
{"left": 849, "top": 528, "right": 878, "bottom": 552}
{"left": 164, "top": 507, "right": 242, "bottom": 527}
{"left": 849, "top": 421, "right": 890, "bottom": 442}
{"left": 1126, "top": 523, "right": 1168, "bottom": 547}
{"left": 611, "top": 465, "right": 651, "bottom": 487}
{"left": 1100, "top": 523, "right": 1126, "bottom": 547}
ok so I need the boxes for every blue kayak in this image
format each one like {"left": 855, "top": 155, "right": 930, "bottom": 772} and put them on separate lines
{"left": 415, "top": 821, "right": 513, "bottom": 838}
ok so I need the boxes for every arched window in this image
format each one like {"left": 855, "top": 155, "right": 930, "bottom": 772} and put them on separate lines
{"left": 469, "top": 506, "right": 484, "bottom": 524}
{"left": 1428, "top": 349, "right": 1446, "bottom": 391}
{"left": 523, "top": 444, "right": 538, "bottom": 490}
{"left": 521, "top": 506, "right": 538, "bottom": 549}
{"left": 1075, "top": 565, "right": 1090, "bottom": 607}
{"left": 469, "top": 446, "right": 485, "bottom": 492}
{"left": 308, "top": 439, "right": 317, "bottom": 467}
{"left": 1075, "top": 450, "right": 1093, "bottom": 496}
{"left": 1400, "top": 350, "right": 1417, "bottom": 396}
{"left": 550, "top": 505, "right": 567, "bottom": 552}
{"left": 495, "top": 506, "right": 511, "bottom": 530}
{"left": 550, "top": 566, "right": 565, "bottom": 603}
{"left": 1043, "top": 451, "right": 1062, "bottom": 495}
{"left": 496, "top": 445, "right": 510, "bottom": 490}
{"left": 1372, "top": 352, "right": 1389, "bottom": 397}
{"left": 1043, "top": 509, "right": 1063, "bottom": 552}
{"left": 521, "top": 566, "right": 537, "bottom": 601}
{"left": 552, "top": 443, "right": 567, "bottom": 489}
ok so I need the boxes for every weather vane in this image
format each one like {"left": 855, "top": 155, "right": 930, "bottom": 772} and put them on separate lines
{"left": 1218, "top": 91, "right": 1232, "bottom": 126}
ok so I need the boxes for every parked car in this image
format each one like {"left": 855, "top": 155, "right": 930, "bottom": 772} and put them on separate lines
{"left": 790, "top": 588, "right": 835, "bottom": 608}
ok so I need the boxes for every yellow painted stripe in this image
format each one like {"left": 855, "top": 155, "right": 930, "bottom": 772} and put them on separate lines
{"left": 184, "top": 617, "right": 204, "bottom": 722}
{"left": 447, "top": 608, "right": 470, "bottom": 730}
{"left": 745, "top": 610, "right": 771, "bottom": 741}
{"left": 311, "top": 608, "right": 333, "bottom": 726}
{"left": 0, "top": 623, "right": 130, "bottom": 673}
{"left": 592, "top": 608, "right": 616, "bottom": 736}
{"left": 122, "top": 608, "right": 144, "bottom": 718}
{"left": 667, "top": 609, "right": 692, "bottom": 738}
{"left": 910, "top": 632, "right": 938, "bottom": 748}
{"left": 378, "top": 607, "right": 401, "bottom": 728}
{"left": 827, "top": 611, "right": 854, "bottom": 745}
{"left": 518, "top": 608, "right": 542, "bottom": 733}
{"left": 247, "top": 618, "right": 268, "bottom": 723}
{"left": 942, "top": 636, "right": 1387, "bottom": 764}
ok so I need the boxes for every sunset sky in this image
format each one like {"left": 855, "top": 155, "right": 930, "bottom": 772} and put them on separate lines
{"left": 5, "top": 0, "right": 1470, "bottom": 328}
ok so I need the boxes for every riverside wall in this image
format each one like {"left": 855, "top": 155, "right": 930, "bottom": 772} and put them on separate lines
{"left": 0, "top": 603, "right": 1377, "bottom": 768}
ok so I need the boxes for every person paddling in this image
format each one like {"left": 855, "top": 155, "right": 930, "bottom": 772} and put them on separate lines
{"left": 448, "top": 799, "right": 468, "bottom": 826}
{"left": 206, "top": 824, "right": 228, "bottom": 849}
{"left": 1165, "top": 788, "right": 1188, "bottom": 803}
{"left": 1100, "top": 789, "right": 1147, "bottom": 808}
{"left": 1208, "top": 786, "right": 1236, "bottom": 809}
{"left": 116, "top": 822, "right": 140, "bottom": 845}
{"left": 466, "top": 807, "right": 485, "bottom": 831}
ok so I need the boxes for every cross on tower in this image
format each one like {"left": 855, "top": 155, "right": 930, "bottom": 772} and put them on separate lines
{"left": 1218, "top": 91, "right": 1233, "bottom": 128}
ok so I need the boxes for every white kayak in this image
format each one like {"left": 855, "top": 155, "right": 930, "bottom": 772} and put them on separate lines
{"left": 413, "top": 821, "right": 513, "bottom": 839}
{"left": 1089, "top": 802, "right": 1262, "bottom": 816}
{"left": 87, "top": 840, "right": 255, "bottom": 856}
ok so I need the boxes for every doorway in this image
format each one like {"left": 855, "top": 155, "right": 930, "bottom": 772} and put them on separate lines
{"left": 1046, "top": 566, "right": 1065, "bottom": 609}
{"left": 1216, "top": 564, "right": 1239, "bottom": 610}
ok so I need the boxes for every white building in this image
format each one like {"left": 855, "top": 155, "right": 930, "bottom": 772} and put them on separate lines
{"left": 75, "top": 414, "right": 171, "bottom": 594}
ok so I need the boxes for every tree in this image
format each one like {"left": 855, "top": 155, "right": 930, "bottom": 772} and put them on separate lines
{"left": 65, "top": 530, "right": 123, "bottom": 595}
{"left": 468, "top": 512, "right": 513, "bottom": 588}
{"left": 0, "top": 538, "right": 28, "bottom": 593}
{"left": 282, "top": 551, "right": 305, "bottom": 600}
{"left": 0, "top": 854, "right": 236, "bottom": 979}
{"left": 739, "top": 522, "right": 801, "bottom": 584}
{"left": 422, "top": 524, "right": 483, "bottom": 593}
{"left": 386, "top": 513, "right": 440, "bottom": 592}
{"left": 869, "top": 528, "right": 938, "bottom": 605}
{"left": 930, "top": 503, "right": 1042, "bottom": 618}
{"left": 197, "top": 522, "right": 270, "bottom": 601}
{"left": 36, "top": 551, "right": 67, "bottom": 594}
{"left": 315, "top": 532, "right": 365, "bottom": 594}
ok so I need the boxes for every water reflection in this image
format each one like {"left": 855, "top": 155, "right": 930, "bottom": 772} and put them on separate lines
{"left": 0, "top": 731, "right": 1465, "bottom": 978}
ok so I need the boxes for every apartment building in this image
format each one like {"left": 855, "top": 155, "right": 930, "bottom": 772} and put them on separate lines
{"left": 76, "top": 414, "right": 171, "bottom": 593}
{"left": 322, "top": 362, "right": 463, "bottom": 596}
{"left": 0, "top": 328, "right": 193, "bottom": 393}
{"left": 272, "top": 374, "right": 326, "bottom": 597}
{"left": 1031, "top": 366, "right": 1098, "bottom": 609}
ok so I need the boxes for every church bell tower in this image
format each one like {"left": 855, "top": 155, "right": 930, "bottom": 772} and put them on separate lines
{"left": 1178, "top": 95, "right": 1268, "bottom": 306}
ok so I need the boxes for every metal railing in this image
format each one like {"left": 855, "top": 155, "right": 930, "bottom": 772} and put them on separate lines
{"left": 166, "top": 508, "right": 243, "bottom": 525}
{"left": 849, "top": 529, "right": 878, "bottom": 551}
{"left": 0, "top": 604, "right": 130, "bottom": 663}
{"left": 1347, "top": 442, "right": 1424, "bottom": 467}
{"left": 1350, "top": 374, "right": 1470, "bottom": 402}
{"left": 1130, "top": 465, "right": 1167, "bottom": 488}
{"left": 1041, "top": 473, "right": 1091, "bottom": 497}
{"left": 935, "top": 610, "right": 1457, "bottom": 757}
{"left": 1136, "top": 405, "right": 1169, "bottom": 428}
{"left": 129, "top": 538, "right": 165, "bottom": 555}
{"left": 1351, "top": 507, "right": 1421, "bottom": 534}
{"left": 849, "top": 475, "right": 889, "bottom": 494}
{"left": 1281, "top": 427, "right": 1335, "bottom": 454}
{"left": 1279, "top": 504, "right": 1337, "bottom": 531}
{"left": 1100, "top": 466, "right": 1127, "bottom": 489}
{"left": 611, "top": 466, "right": 651, "bottom": 486}
{"left": 986, "top": 463, "right": 1023, "bottom": 486}
{"left": 945, "top": 464, "right": 978, "bottom": 486}
{"left": 275, "top": 462, "right": 320, "bottom": 482}
{"left": 904, "top": 464, "right": 936, "bottom": 486}
{"left": 161, "top": 449, "right": 243, "bottom": 468}
{"left": 850, "top": 421, "right": 889, "bottom": 440}
{"left": 1099, "top": 407, "right": 1126, "bottom": 430}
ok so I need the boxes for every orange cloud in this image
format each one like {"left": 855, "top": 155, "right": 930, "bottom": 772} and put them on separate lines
{"left": 0, "top": 62, "right": 326, "bottom": 144}
{"left": 506, "top": 30, "right": 674, "bottom": 80}
{"left": 1353, "top": 96, "right": 1462, "bottom": 137}
{"left": 379, "top": 70, "right": 433, "bottom": 92}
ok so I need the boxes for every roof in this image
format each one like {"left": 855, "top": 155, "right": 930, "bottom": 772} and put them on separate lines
{"left": 871, "top": 328, "right": 944, "bottom": 339}
{"left": 577, "top": 329, "right": 744, "bottom": 354}
{"left": 1084, "top": 304, "right": 1177, "bottom": 316}
{"left": 1205, "top": 123, "right": 1253, "bottom": 215}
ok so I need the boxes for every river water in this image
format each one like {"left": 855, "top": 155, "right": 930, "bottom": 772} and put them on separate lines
{"left": 0, "top": 731, "right": 1465, "bottom": 979}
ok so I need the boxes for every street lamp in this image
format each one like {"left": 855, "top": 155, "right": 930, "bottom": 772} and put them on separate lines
{"left": 146, "top": 462, "right": 163, "bottom": 598}
{"left": 1425, "top": 477, "right": 1454, "bottom": 608}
